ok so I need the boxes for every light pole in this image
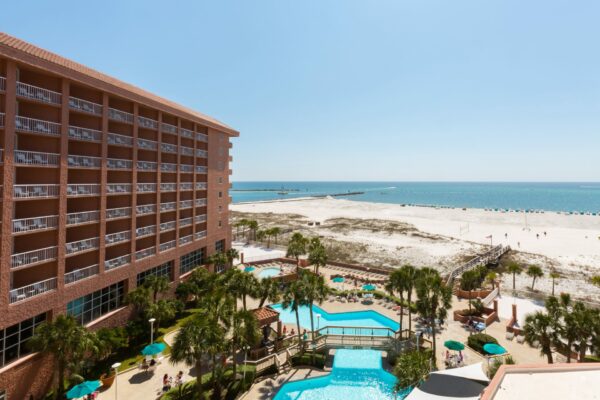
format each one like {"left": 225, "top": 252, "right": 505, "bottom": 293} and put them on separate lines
{"left": 111, "top": 362, "right": 121, "bottom": 400}
{"left": 316, "top": 314, "right": 321, "bottom": 330}
{"left": 149, "top": 318, "right": 156, "bottom": 343}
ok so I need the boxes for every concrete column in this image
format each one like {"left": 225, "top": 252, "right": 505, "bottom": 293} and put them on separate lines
{"left": 129, "top": 103, "right": 138, "bottom": 289}
{"left": 98, "top": 93, "right": 109, "bottom": 274}
{"left": 56, "top": 79, "right": 70, "bottom": 294}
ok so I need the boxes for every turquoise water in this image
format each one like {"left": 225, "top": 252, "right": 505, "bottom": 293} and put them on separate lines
{"left": 232, "top": 181, "right": 600, "bottom": 213}
{"left": 270, "top": 304, "right": 399, "bottom": 335}
{"left": 274, "top": 349, "right": 406, "bottom": 400}
{"left": 258, "top": 267, "right": 281, "bottom": 278}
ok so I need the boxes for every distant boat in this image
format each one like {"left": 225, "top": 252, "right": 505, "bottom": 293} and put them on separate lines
{"left": 277, "top": 191, "right": 288, "bottom": 195}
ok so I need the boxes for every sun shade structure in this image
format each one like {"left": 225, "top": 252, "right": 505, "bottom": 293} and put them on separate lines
{"left": 483, "top": 343, "right": 507, "bottom": 355}
{"left": 66, "top": 380, "right": 101, "bottom": 399}
{"left": 444, "top": 340, "right": 465, "bottom": 351}
{"left": 405, "top": 363, "right": 489, "bottom": 400}
{"left": 252, "top": 306, "right": 280, "bottom": 327}
{"left": 141, "top": 342, "right": 166, "bottom": 356}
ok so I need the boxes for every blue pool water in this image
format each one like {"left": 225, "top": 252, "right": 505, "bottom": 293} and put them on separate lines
{"left": 270, "top": 304, "right": 399, "bottom": 335}
{"left": 274, "top": 349, "right": 407, "bottom": 400}
{"left": 258, "top": 267, "right": 281, "bottom": 279}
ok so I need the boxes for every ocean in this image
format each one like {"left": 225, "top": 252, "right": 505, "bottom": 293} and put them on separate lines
{"left": 231, "top": 182, "right": 600, "bottom": 213}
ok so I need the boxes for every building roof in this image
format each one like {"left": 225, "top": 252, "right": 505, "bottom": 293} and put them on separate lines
{"left": 252, "top": 307, "right": 280, "bottom": 326}
{"left": 0, "top": 32, "right": 238, "bottom": 136}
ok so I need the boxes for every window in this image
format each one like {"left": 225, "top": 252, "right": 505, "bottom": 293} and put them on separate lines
{"left": 136, "top": 261, "right": 173, "bottom": 286}
{"left": 218, "top": 191, "right": 223, "bottom": 198}
{"left": 0, "top": 313, "right": 46, "bottom": 367}
{"left": 217, "top": 161, "right": 224, "bottom": 171}
{"left": 218, "top": 177, "right": 223, "bottom": 184}
{"left": 180, "top": 248, "right": 205, "bottom": 275}
{"left": 67, "top": 282, "right": 124, "bottom": 325}
{"left": 215, "top": 239, "right": 225, "bottom": 253}
{"left": 218, "top": 205, "right": 222, "bottom": 213}
{"left": 0, "top": 389, "right": 5, "bottom": 400}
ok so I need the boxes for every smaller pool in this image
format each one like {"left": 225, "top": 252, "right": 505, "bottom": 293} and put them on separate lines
{"left": 258, "top": 267, "right": 282, "bottom": 279}
{"left": 332, "top": 277, "right": 345, "bottom": 283}
{"left": 244, "top": 266, "right": 256, "bottom": 272}
{"left": 362, "top": 284, "right": 377, "bottom": 291}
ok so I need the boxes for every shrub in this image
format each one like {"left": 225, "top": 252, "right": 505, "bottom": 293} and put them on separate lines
{"left": 291, "top": 353, "right": 326, "bottom": 369}
{"left": 467, "top": 333, "right": 498, "bottom": 354}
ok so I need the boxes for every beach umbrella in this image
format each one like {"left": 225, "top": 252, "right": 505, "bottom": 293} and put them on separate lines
{"left": 141, "top": 342, "right": 166, "bottom": 356}
{"left": 444, "top": 340, "right": 465, "bottom": 351}
{"left": 483, "top": 343, "right": 506, "bottom": 355}
{"left": 66, "top": 380, "right": 101, "bottom": 399}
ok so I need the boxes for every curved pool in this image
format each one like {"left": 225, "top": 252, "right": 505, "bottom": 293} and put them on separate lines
{"left": 258, "top": 267, "right": 282, "bottom": 279}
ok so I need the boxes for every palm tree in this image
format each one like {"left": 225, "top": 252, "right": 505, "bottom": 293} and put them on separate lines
{"left": 387, "top": 269, "right": 407, "bottom": 329}
{"left": 256, "top": 277, "right": 281, "bottom": 308}
{"left": 307, "top": 237, "right": 328, "bottom": 274}
{"left": 523, "top": 311, "right": 554, "bottom": 363}
{"left": 227, "top": 309, "right": 260, "bottom": 381}
{"left": 256, "top": 229, "right": 266, "bottom": 244}
{"left": 527, "top": 265, "right": 544, "bottom": 291}
{"left": 549, "top": 270, "right": 561, "bottom": 296}
{"left": 143, "top": 275, "right": 170, "bottom": 303}
{"left": 207, "top": 252, "right": 228, "bottom": 273}
{"left": 302, "top": 272, "right": 329, "bottom": 340}
{"left": 146, "top": 299, "right": 178, "bottom": 331}
{"left": 402, "top": 265, "right": 419, "bottom": 335}
{"left": 287, "top": 232, "right": 308, "bottom": 272}
{"left": 460, "top": 270, "right": 480, "bottom": 313}
{"left": 485, "top": 271, "right": 498, "bottom": 290}
{"left": 282, "top": 279, "right": 307, "bottom": 346}
{"left": 29, "top": 315, "right": 97, "bottom": 398}
{"left": 225, "top": 248, "right": 240, "bottom": 268}
{"left": 235, "top": 219, "right": 248, "bottom": 240}
{"left": 228, "top": 269, "right": 259, "bottom": 311}
{"left": 571, "top": 302, "right": 599, "bottom": 362}
{"left": 591, "top": 275, "right": 600, "bottom": 288}
{"left": 393, "top": 350, "right": 431, "bottom": 393}
{"left": 271, "top": 227, "right": 282, "bottom": 245}
{"left": 506, "top": 262, "right": 522, "bottom": 290}
{"left": 247, "top": 220, "right": 259, "bottom": 241}
{"left": 125, "top": 285, "right": 152, "bottom": 314}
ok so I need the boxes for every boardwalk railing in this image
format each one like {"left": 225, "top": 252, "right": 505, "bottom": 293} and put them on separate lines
{"left": 447, "top": 244, "right": 510, "bottom": 285}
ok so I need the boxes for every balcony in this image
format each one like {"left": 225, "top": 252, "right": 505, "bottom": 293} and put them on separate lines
{"left": 108, "top": 132, "right": 133, "bottom": 147}
{"left": 160, "top": 221, "right": 176, "bottom": 232}
{"left": 107, "top": 183, "right": 132, "bottom": 195}
{"left": 136, "top": 204, "right": 156, "bottom": 215}
{"left": 196, "top": 149, "right": 208, "bottom": 158}
{"left": 11, "top": 246, "right": 58, "bottom": 269}
{"left": 136, "top": 246, "right": 156, "bottom": 261}
{"left": 180, "top": 217, "right": 192, "bottom": 227}
{"left": 13, "top": 215, "right": 59, "bottom": 234}
{"left": 105, "top": 254, "right": 131, "bottom": 271}
{"left": 180, "top": 164, "right": 193, "bottom": 173}
{"left": 68, "top": 155, "right": 102, "bottom": 169}
{"left": 160, "top": 183, "right": 176, "bottom": 192}
{"left": 67, "top": 184, "right": 101, "bottom": 197}
{"left": 180, "top": 146, "right": 194, "bottom": 156}
{"left": 66, "top": 237, "right": 99, "bottom": 255}
{"left": 105, "top": 230, "right": 131, "bottom": 246}
{"left": 0, "top": 112, "right": 4, "bottom": 128}
{"left": 137, "top": 161, "right": 157, "bottom": 171}
{"left": 65, "top": 264, "right": 99, "bottom": 285}
{"left": 161, "top": 163, "right": 177, "bottom": 172}
{"left": 179, "top": 235, "right": 193, "bottom": 246}
{"left": 195, "top": 214, "right": 207, "bottom": 223}
{"left": 106, "top": 206, "right": 132, "bottom": 220}
{"left": 160, "top": 201, "right": 176, "bottom": 212}
{"left": 10, "top": 277, "right": 57, "bottom": 304}
{"left": 69, "top": 126, "right": 102, "bottom": 142}
{"left": 137, "top": 183, "right": 156, "bottom": 193}
{"left": 0, "top": 76, "right": 5, "bottom": 91}
{"left": 162, "top": 122, "right": 178, "bottom": 134}
{"left": 136, "top": 225, "right": 156, "bottom": 238}
{"left": 14, "top": 184, "right": 60, "bottom": 199}
{"left": 180, "top": 200, "right": 193, "bottom": 209}
{"left": 196, "top": 133, "right": 208, "bottom": 142}
{"left": 181, "top": 128, "right": 194, "bottom": 139}
{"left": 16, "top": 81, "right": 61, "bottom": 105}
{"left": 138, "top": 116, "right": 158, "bottom": 130}
{"left": 195, "top": 198, "right": 207, "bottom": 207}
{"left": 137, "top": 138, "right": 158, "bottom": 150}
{"left": 196, "top": 183, "right": 208, "bottom": 190}
{"left": 67, "top": 210, "right": 100, "bottom": 226}
{"left": 14, "top": 150, "right": 60, "bottom": 167}
{"left": 180, "top": 182, "right": 193, "bottom": 191}
{"left": 107, "top": 158, "right": 133, "bottom": 170}
{"left": 16, "top": 116, "right": 61, "bottom": 136}
{"left": 194, "top": 230, "right": 207, "bottom": 240}
{"left": 196, "top": 166, "right": 208, "bottom": 174}
{"left": 69, "top": 97, "right": 102, "bottom": 115}
{"left": 159, "top": 240, "right": 176, "bottom": 252}
{"left": 108, "top": 108, "right": 134, "bottom": 124}
{"left": 161, "top": 143, "right": 177, "bottom": 154}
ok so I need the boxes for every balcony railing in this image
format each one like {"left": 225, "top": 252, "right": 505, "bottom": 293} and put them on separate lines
{"left": 69, "top": 126, "right": 102, "bottom": 142}
{"left": 180, "top": 182, "right": 193, "bottom": 191}
{"left": 69, "top": 96, "right": 102, "bottom": 115}
{"left": 195, "top": 230, "right": 207, "bottom": 240}
{"left": 160, "top": 221, "right": 176, "bottom": 232}
{"left": 195, "top": 198, "right": 207, "bottom": 207}
{"left": 107, "top": 158, "right": 133, "bottom": 170}
{"left": 105, "top": 230, "right": 131, "bottom": 245}
{"left": 10, "top": 277, "right": 57, "bottom": 304}
{"left": 137, "top": 183, "right": 157, "bottom": 193}
{"left": 0, "top": 76, "right": 5, "bottom": 91}
{"left": 161, "top": 163, "right": 177, "bottom": 172}
{"left": 67, "top": 184, "right": 101, "bottom": 197}
{"left": 14, "top": 184, "right": 60, "bottom": 199}
{"left": 137, "top": 138, "right": 158, "bottom": 150}
{"left": 66, "top": 237, "right": 99, "bottom": 255}
{"left": 136, "top": 246, "right": 156, "bottom": 261}
{"left": 68, "top": 155, "right": 102, "bottom": 168}
{"left": 196, "top": 166, "right": 208, "bottom": 174}
{"left": 108, "top": 107, "right": 134, "bottom": 124}
{"left": 136, "top": 225, "right": 156, "bottom": 237}
{"left": 161, "top": 143, "right": 177, "bottom": 153}
{"left": 16, "top": 81, "right": 61, "bottom": 104}
{"left": 107, "top": 183, "right": 132, "bottom": 194}
{"left": 196, "top": 183, "right": 208, "bottom": 190}
{"left": 136, "top": 204, "right": 156, "bottom": 215}
{"left": 196, "top": 149, "right": 208, "bottom": 158}
{"left": 195, "top": 214, "right": 207, "bottom": 223}
{"left": 16, "top": 116, "right": 61, "bottom": 136}
{"left": 105, "top": 254, "right": 131, "bottom": 271}
{"left": 180, "top": 164, "right": 193, "bottom": 173}
{"left": 162, "top": 122, "right": 178, "bottom": 134}
{"left": 137, "top": 161, "right": 157, "bottom": 171}
{"left": 65, "top": 264, "right": 99, "bottom": 285}
{"left": 108, "top": 132, "right": 133, "bottom": 147}
{"left": 160, "top": 183, "right": 176, "bottom": 192}
{"left": 180, "top": 128, "right": 194, "bottom": 139}
{"left": 0, "top": 112, "right": 4, "bottom": 128}
{"left": 180, "top": 217, "right": 192, "bottom": 227}
{"left": 160, "top": 202, "right": 176, "bottom": 212}
{"left": 179, "top": 235, "right": 193, "bottom": 246}
{"left": 12, "top": 246, "right": 58, "bottom": 269}
{"left": 138, "top": 116, "right": 158, "bottom": 130}
{"left": 196, "top": 133, "right": 208, "bottom": 142}
{"left": 180, "top": 146, "right": 194, "bottom": 156}
{"left": 14, "top": 150, "right": 60, "bottom": 166}
{"left": 180, "top": 200, "right": 193, "bottom": 209}
{"left": 159, "top": 240, "right": 176, "bottom": 252}
{"left": 67, "top": 210, "right": 100, "bottom": 226}
{"left": 106, "top": 206, "right": 132, "bottom": 220}
{"left": 13, "top": 215, "right": 59, "bottom": 233}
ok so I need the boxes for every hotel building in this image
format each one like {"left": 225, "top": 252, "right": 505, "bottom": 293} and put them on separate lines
{"left": 0, "top": 33, "right": 238, "bottom": 398}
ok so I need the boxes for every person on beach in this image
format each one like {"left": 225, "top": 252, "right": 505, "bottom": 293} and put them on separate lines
{"left": 536, "top": 233, "right": 539, "bottom": 239}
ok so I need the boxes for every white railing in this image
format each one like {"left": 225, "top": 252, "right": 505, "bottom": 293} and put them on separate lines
{"left": 66, "top": 237, "right": 99, "bottom": 255}
{"left": 13, "top": 215, "right": 59, "bottom": 233}
{"left": 10, "top": 277, "right": 57, "bottom": 304}
{"left": 138, "top": 116, "right": 158, "bottom": 129}
{"left": 196, "top": 149, "right": 208, "bottom": 158}
{"left": 161, "top": 143, "right": 177, "bottom": 153}
{"left": 180, "top": 164, "right": 193, "bottom": 173}
{"left": 195, "top": 214, "right": 207, "bottom": 223}
{"left": 0, "top": 76, "right": 5, "bottom": 91}
{"left": 16, "top": 81, "right": 61, "bottom": 104}
{"left": 14, "top": 150, "right": 60, "bottom": 166}
{"left": 195, "top": 198, "right": 207, "bottom": 207}
{"left": 108, "top": 107, "right": 134, "bottom": 124}
{"left": 107, "top": 183, "right": 131, "bottom": 194}
{"left": 180, "top": 217, "right": 192, "bottom": 227}
{"left": 137, "top": 183, "right": 156, "bottom": 192}
{"left": 108, "top": 132, "right": 133, "bottom": 146}
{"left": 69, "top": 126, "right": 102, "bottom": 142}
{"left": 137, "top": 161, "right": 157, "bottom": 170}
{"left": 12, "top": 246, "right": 58, "bottom": 268}
{"left": 14, "top": 184, "right": 60, "bottom": 199}
{"left": 136, "top": 246, "right": 155, "bottom": 260}
{"left": 106, "top": 207, "right": 131, "bottom": 219}
{"left": 196, "top": 166, "right": 207, "bottom": 173}
{"left": 447, "top": 245, "right": 510, "bottom": 284}
{"left": 180, "top": 182, "right": 193, "bottom": 191}
{"left": 160, "top": 240, "right": 176, "bottom": 252}
{"left": 482, "top": 287, "right": 500, "bottom": 307}
{"left": 180, "top": 128, "right": 194, "bottom": 138}
{"left": 107, "top": 158, "right": 132, "bottom": 169}
{"left": 105, "top": 254, "right": 131, "bottom": 270}
{"left": 67, "top": 210, "right": 100, "bottom": 225}
{"left": 68, "top": 155, "right": 102, "bottom": 168}
{"left": 160, "top": 183, "right": 176, "bottom": 191}
{"left": 162, "top": 122, "right": 178, "bottom": 134}
{"left": 160, "top": 221, "right": 176, "bottom": 232}
{"left": 195, "top": 230, "right": 207, "bottom": 240}
{"left": 196, "top": 133, "right": 208, "bottom": 142}
{"left": 179, "top": 235, "right": 193, "bottom": 246}
{"left": 160, "top": 201, "right": 177, "bottom": 212}
{"left": 105, "top": 230, "right": 131, "bottom": 245}
{"left": 136, "top": 204, "right": 156, "bottom": 215}
{"left": 67, "top": 184, "right": 101, "bottom": 196}
{"left": 161, "top": 163, "right": 177, "bottom": 172}
{"left": 196, "top": 183, "right": 207, "bottom": 190}
{"left": 137, "top": 138, "right": 158, "bottom": 150}
{"left": 65, "top": 264, "right": 99, "bottom": 284}
{"left": 136, "top": 225, "right": 156, "bottom": 237}
{"left": 180, "top": 146, "right": 194, "bottom": 156}
{"left": 69, "top": 96, "right": 102, "bottom": 115}
{"left": 0, "top": 112, "right": 4, "bottom": 128}
{"left": 15, "top": 116, "right": 61, "bottom": 136}
{"left": 180, "top": 200, "right": 193, "bottom": 209}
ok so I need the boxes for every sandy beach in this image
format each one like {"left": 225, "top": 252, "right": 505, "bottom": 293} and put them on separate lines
{"left": 232, "top": 197, "right": 600, "bottom": 301}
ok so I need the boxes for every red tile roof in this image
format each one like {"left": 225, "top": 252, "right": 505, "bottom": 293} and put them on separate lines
{"left": 0, "top": 32, "right": 238, "bottom": 136}
{"left": 252, "top": 307, "right": 280, "bottom": 325}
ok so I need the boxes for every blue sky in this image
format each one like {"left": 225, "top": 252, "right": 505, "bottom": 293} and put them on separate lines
{"left": 3, "top": 1, "right": 599, "bottom": 181}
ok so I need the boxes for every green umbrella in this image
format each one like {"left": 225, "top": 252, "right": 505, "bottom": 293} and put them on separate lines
{"left": 483, "top": 343, "right": 506, "bottom": 355}
{"left": 141, "top": 342, "right": 166, "bottom": 356}
{"left": 444, "top": 340, "right": 465, "bottom": 351}
{"left": 66, "top": 380, "right": 101, "bottom": 399}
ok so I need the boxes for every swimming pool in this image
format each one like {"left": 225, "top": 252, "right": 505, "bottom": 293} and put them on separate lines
{"left": 270, "top": 304, "right": 399, "bottom": 335}
{"left": 274, "top": 349, "right": 407, "bottom": 400}
{"left": 258, "top": 267, "right": 282, "bottom": 279}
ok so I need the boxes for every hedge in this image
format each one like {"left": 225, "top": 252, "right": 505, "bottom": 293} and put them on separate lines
{"left": 467, "top": 333, "right": 498, "bottom": 354}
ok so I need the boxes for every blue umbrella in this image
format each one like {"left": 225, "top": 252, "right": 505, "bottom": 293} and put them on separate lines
{"left": 66, "top": 380, "right": 101, "bottom": 399}
{"left": 141, "top": 342, "right": 166, "bottom": 356}
{"left": 483, "top": 343, "right": 507, "bottom": 355}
